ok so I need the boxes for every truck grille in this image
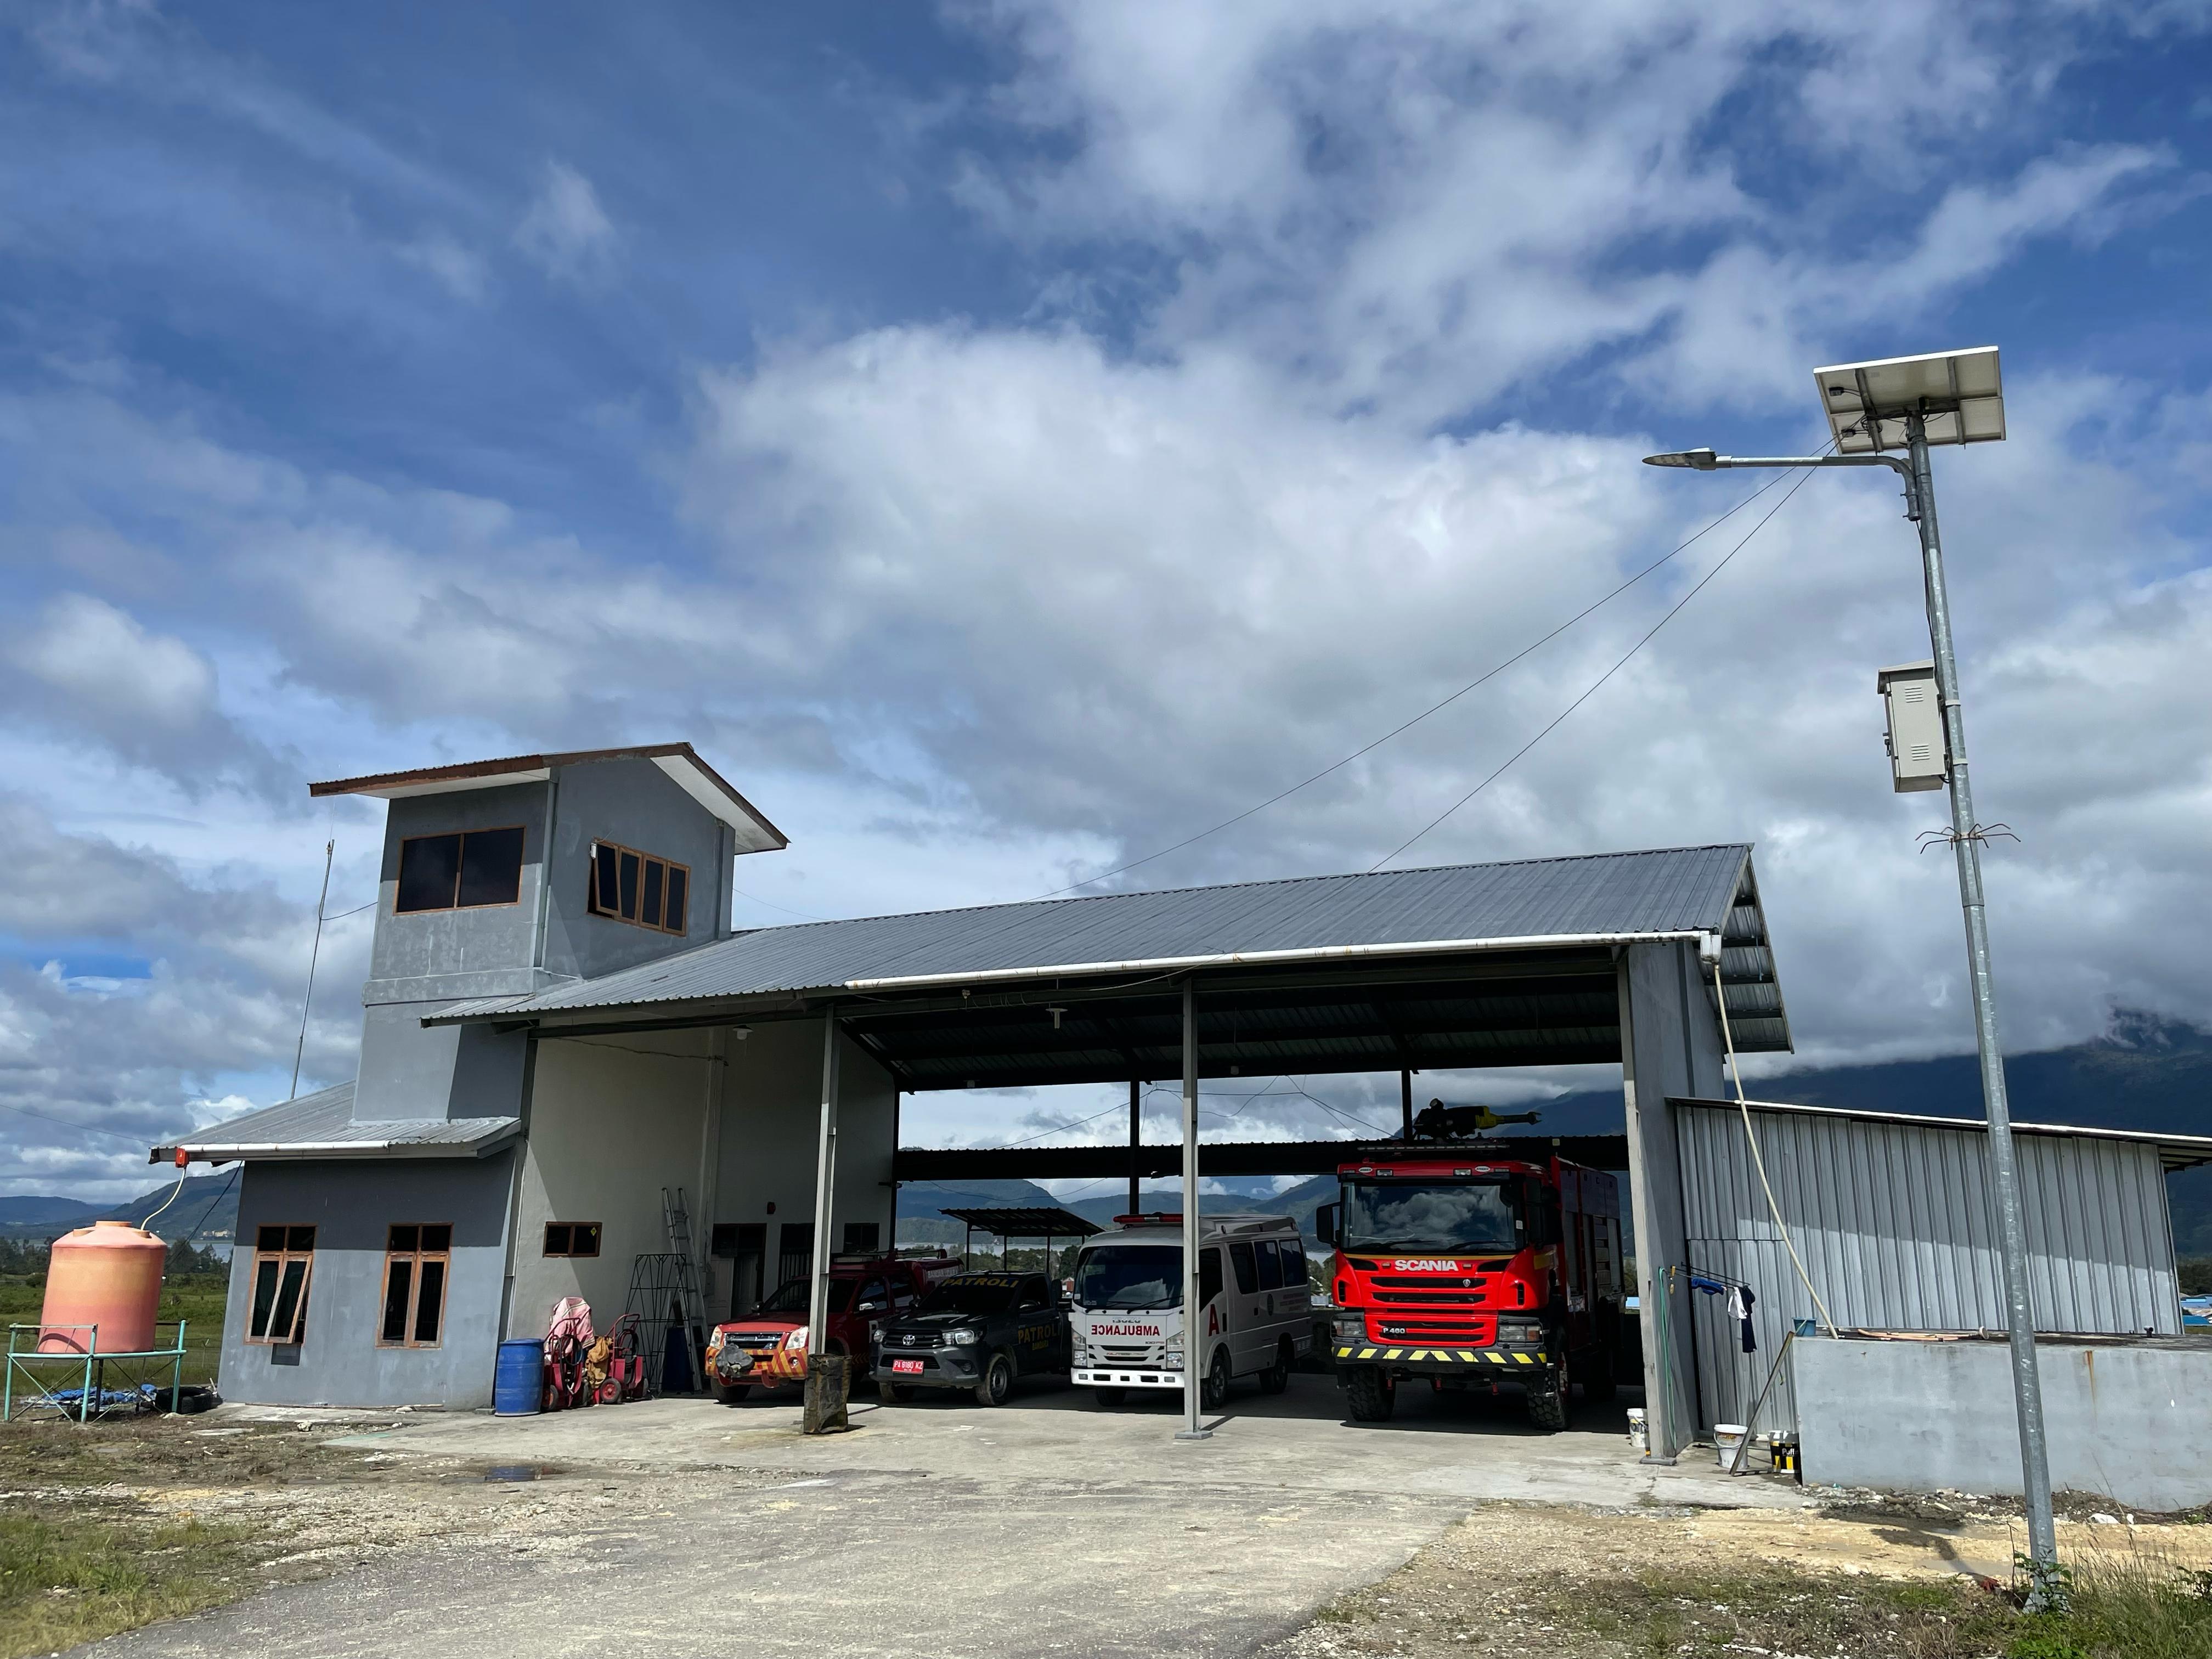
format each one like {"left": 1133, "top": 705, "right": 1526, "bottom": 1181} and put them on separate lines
{"left": 727, "top": 1331, "right": 786, "bottom": 1351}
{"left": 1371, "top": 1285, "right": 1489, "bottom": 1304}
{"left": 1370, "top": 1275, "right": 1490, "bottom": 1296}
{"left": 1367, "top": 1313, "right": 1494, "bottom": 1344}
{"left": 1098, "top": 1344, "right": 1157, "bottom": 1363}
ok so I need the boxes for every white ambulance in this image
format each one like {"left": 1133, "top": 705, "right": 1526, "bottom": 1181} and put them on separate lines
{"left": 1069, "top": 1212, "right": 1313, "bottom": 1408}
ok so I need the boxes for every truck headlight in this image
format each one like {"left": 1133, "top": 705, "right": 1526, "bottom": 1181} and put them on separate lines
{"left": 1495, "top": 1317, "right": 1542, "bottom": 1346}
{"left": 938, "top": 1328, "right": 974, "bottom": 1347}
{"left": 1332, "top": 1316, "right": 1365, "bottom": 1342}
{"left": 785, "top": 1327, "right": 809, "bottom": 1350}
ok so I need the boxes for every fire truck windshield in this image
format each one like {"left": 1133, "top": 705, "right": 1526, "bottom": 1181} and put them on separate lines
{"left": 1072, "top": 1244, "right": 1181, "bottom": 1310}
{"left": 1342, "top": 1180, "right": 1521, "bottom": 1253}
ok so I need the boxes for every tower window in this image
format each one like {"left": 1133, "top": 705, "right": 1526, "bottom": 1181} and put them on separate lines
{"left": 587, "top": 840, "right": 690, "bottom": 934}
{"left": 394, "top": 827, "right": 526, "bottom": 912}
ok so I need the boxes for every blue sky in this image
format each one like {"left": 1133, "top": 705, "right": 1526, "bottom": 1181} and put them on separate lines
{"left": 5, "top": 2, "right": 2211, "bottom": 1199}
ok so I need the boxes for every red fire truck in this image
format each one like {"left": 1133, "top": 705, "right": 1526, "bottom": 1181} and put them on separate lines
{"left": 1315, "top": 1141, "right": 1624, "bottom": 1429}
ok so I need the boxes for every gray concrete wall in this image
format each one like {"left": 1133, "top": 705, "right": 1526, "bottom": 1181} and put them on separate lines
{"left": 712, "top": 1019, "right": 898, "bottom": 1316}
{"left": 353, "top": 1002, "right": 531, "bottom": 1123}
{"left": 543, "top": 756, "right": 735, "bottom": 983}
{"left": 506, "top": 1030, "right": 723, "bottom": 1336}
{"left": 368, "top": 782, "right": 552, "bottom": 995}
{"left": 1795, "top": 1334, "right": 2212, "bottom": 1512}
{"left": 218, "top": 1154, "right": 515, "bottom": 1409}
{"left": 1619, "top": 939, "right": 1729, "bottom": 1461}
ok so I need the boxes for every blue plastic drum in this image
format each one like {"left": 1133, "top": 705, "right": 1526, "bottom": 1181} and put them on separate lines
{"left": 494, "top": 1338, "right": 544, "bottom": 1415}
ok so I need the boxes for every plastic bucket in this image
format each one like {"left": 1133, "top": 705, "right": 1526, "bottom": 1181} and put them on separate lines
{"left": 494, "top": 1338, "right": 545, "bottom": 1416}
{"left": 1714, "top": 1423, "right": 1748, "bottom": 1466}
{"left": 1626, "top": 1407, "right": 1647, "bottom": 1451}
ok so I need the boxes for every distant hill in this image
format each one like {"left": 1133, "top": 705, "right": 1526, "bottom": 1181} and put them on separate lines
{"left": 0, "top": 1196, "right": 105, "bottom": 1229}
{"left": 0, "top": 1173, "right": 239, "bottom": 1249}
{"left": 1498, "top": 1012, "right": 2212, "bottom": 1255}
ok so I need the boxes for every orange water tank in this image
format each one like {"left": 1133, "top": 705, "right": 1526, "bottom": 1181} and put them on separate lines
{"left": 40, "top": 1221, "right": 166, "bottom": 1354}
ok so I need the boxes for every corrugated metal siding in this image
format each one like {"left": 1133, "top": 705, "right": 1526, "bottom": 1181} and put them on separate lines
{"left": 444, "top": 844, "right": 1781, "bottom": 1029}
{"left": 1675, "top": 1102, "right": 2182, "bottom": 1434}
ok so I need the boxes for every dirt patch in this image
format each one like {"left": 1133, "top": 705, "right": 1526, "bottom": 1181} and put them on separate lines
{"left": 0, "top": 1411, "right": 788, "bottom": 1657}
{"left": 1262, "top": 1501, "right": 2212, "bottom": 1659}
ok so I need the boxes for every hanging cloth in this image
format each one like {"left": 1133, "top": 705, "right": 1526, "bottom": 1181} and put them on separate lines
{"left": 1725, "top": 1284, "right": 1758, "bottom": 1354}
{"left": 1688, "top": 1273, "right": 1728, "bottom": 1296}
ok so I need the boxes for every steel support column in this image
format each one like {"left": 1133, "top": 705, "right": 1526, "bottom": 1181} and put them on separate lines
{"left": 1129, "top": 1077, "right": 1142, "bottom": 1215}
{"left": 1176, "top": 977, "right": 1210, "bottom": 1441}
{"left": 803, "top": 1015, "right": 840, "bottom": 1431}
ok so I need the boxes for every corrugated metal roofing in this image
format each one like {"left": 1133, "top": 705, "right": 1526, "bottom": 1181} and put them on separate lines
{"left": 1673, "top": 1097, "right": 2186, "bottom": 1435}
{"left": 153, "top": 1083, "right": 519, "bottom": 1161}
{"left": 437, "top": 844, "right": 1781, "bottom": 1032}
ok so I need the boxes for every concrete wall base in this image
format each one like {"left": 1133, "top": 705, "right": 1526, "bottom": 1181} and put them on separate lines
{"left": 1795, "top": 1334, "right": 2212, "bottom": 1513}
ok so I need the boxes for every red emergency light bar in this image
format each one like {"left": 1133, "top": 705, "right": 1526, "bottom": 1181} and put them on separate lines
{"left": 1111, "top": 1212, "right": 1183, "bottom": 1226}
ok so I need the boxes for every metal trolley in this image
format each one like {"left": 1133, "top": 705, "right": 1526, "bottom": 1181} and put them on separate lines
{"left": 3, "top": 1321, "right": 189, "bottom": 1423}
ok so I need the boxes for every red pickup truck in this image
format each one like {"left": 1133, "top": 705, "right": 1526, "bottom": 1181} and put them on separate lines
{"left": 704, "top": 1252, "right": 964, "bottom": 1403}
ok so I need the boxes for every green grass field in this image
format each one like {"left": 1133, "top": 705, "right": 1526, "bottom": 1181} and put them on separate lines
{"left": 0, "top": 1273, "right": 227, "bottom": 1397}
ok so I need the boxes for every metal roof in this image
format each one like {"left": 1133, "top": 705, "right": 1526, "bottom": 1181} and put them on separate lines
{"left": 309, "top": 742, "right": 786, "bottom": 851}
{"left": 434, "top": 843, "right": 1785, "bottom": 1040}
{"left": 1672, "top": 1096, "right": 2212, "bottom": 1173}
{"left": 149, "top": 1082, "right": 521, "bottom": 1164}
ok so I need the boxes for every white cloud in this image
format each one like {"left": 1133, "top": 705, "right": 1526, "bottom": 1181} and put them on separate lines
{"left": 396, "top": 229, "right": 491, "bottom": 302}
{"left": 9, "top": 592, "right": 215, "bottom": 729}
{"left": 514, "top": 160, "right": 619, "bottom": 284}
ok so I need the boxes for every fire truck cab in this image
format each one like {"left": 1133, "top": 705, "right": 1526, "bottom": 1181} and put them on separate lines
{"left": 1316, "top": 1146, "right": 1623, "bottom": 1429}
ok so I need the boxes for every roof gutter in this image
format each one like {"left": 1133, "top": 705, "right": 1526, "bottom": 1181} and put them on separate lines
{"left": 842, "top": 929, "right": 1728, "bottom": 992}
{"left": 149, "top": 1130, "right": 522, "bottom": 1165}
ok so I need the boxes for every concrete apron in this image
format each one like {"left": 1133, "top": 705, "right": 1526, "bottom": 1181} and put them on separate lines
{"left": 105, "top": 1380, "right": 1810, "bottom": 1659}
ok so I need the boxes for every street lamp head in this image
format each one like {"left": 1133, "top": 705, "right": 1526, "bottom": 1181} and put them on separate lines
{"left": 1814, "top": 347, "right": 2004, "bottom": 454}
{"left": 1642, "top": 448, "right": 1719, "bottom": 470}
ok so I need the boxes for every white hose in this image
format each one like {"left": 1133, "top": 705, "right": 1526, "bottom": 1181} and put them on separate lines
{"left": 1711, "top": 961, "right": 1839, "bottom": 1337}
{"left": 140, "top": 1166, "right": 189, "bottom": 1233}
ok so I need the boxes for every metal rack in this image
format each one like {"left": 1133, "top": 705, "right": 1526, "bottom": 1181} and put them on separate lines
{"left": 4, "top": 1322, "right": 189, "bottom": 1423}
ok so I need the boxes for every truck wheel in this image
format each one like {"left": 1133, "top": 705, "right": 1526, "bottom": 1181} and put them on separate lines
{"left": 974, "top": 1352, "right": 1013, "bottom": 1407}
{"left": 1259, "top": 1336, "right": 1293, "bottom": 1395}
{"left": 1200, "top": 1348, "right": 1232, "bottom": 1411}
{"left": 1526, "top": 1358, "right": 1571, "bottom": 1431}
{"left": 1092, "top": 1387, "right": 1127, "bottom": 1408}
{"left": 1580, "top": 1345, "right": 1616, "bottom": 1404}
{"left": 885, "top": 1381, "right": 918, "bottom": 1403}
{"left": 1344, "top": 1365, "right": 1395, "bottom": 1422}
{"left": 714, "top": 1383, "right": 751, "bottom": 1406}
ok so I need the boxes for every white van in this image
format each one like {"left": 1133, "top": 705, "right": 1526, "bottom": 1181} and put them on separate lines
{"left": 1069, "top": 1213, "right": 1313, "bottom": 1408}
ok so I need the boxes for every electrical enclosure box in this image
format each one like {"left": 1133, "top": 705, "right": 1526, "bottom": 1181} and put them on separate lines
{"left": 1876, "top": 661, "right": 1947, "bottom": 793}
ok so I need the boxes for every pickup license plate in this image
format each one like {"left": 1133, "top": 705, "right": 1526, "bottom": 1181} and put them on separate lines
{"left": 890, "top": 1359, "right": 924, "bottom": 1374}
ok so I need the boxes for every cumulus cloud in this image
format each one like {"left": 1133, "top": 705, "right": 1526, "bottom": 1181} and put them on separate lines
{"left": 5, "top": 1, "right": 2210, "bottom": 1192}
{"left": 514, "top": 160, "right": 619, "bottom": 284}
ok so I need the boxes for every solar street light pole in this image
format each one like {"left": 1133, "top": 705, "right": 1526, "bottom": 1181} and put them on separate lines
{"left": 1645, "top": 398, "right": 2058, "bottom": 1593}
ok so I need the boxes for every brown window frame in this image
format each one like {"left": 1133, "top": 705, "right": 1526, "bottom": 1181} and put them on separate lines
{"left": 393, "top": 825, "right": 528, "bottom": 915}
{"left": 543, "top": 1221, "right": 602, "bottom": 1258}
{"left": 585, "top": 840, "right": 690, "bottom": 935}
{"left": 377, "top": 1223, "right": 452, "bottom": 1349}
{"left": 245, "top": 1225, "right": 317, "bottom": 1345}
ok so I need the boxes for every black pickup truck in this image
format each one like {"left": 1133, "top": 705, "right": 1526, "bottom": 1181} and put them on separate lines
{"left": 868, "top": 1271, "right": 1070, "bottom": 1406}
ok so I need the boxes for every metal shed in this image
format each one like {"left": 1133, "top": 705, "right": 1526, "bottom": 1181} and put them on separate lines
{"left": 1671, "top": 1096, "right": 2212, "bottom": 1436}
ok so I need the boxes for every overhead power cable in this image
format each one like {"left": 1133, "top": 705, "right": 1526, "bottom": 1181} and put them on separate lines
{"left": 0, "top": 1101, "right": 157, "bottom": 1147}
{"left": 1369, "top": 459, "right": 1824, "bottom": 871}
{"left": 1033, "top": 468, "right": 1801, "bottom": 901}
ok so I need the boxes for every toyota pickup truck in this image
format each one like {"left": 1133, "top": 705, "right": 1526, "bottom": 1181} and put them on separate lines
{"left": 869, "top": 1271, "right": 1071, "bottom": 1406}
{"left": 705, "top": 1251, "right": 963, "bottom": 1403}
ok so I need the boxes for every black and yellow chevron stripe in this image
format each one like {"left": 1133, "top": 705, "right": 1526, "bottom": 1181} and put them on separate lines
{"left": 1333, "top": 1345, "right": 1548, "bottom": 1365}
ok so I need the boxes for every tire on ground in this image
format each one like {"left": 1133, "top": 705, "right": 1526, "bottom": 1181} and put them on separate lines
{"left": 1344, "top": 1365, "right": 1395, "bottom": 1421}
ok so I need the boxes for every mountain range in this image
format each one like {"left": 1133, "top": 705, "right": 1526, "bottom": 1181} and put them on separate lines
{"left": 10, "top": 1017, "right": 2204, "bottom": 1257}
